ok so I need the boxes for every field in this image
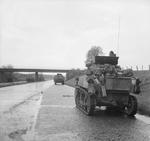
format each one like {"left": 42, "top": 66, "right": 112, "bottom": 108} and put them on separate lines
{"left": 134, "top": 71, "right": 150, "bottom": 115}
{"left": 65, "top": 70, "right": 150, "bottom": 116}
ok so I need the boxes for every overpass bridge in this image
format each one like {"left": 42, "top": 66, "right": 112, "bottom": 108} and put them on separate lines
{"left": 0, "top": 68, "right": 70, "bottom": 81}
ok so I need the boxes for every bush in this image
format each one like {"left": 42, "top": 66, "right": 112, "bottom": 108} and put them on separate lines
{"left": 26, "top": 74, "right": 45, "bottom": 82}
{"left": 26, "top": 77, "right": 35, "bottom": 82}
{"left": 66, "top": 69, "right": 85, "bottom": 80}
{"left": 0, "top": 65, "right": 15, "bottom": 82}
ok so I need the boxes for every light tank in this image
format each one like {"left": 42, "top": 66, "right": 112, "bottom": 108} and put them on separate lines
{"left": 74, "top": 55, "right": 141, "bottom": 116}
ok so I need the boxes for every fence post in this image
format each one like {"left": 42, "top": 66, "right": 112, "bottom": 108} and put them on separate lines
{"left": 136, "top": 66, "right": 138, "bottom": 71}
{"left": 142, "top": 65, "right": 143, "bottom": 71}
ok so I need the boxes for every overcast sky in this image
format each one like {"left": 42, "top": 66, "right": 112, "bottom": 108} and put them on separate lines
{"left": 0, "top": 0, "right": 150, "bottom": 70}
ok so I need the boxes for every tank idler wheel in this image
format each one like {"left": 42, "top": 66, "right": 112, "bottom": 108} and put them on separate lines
{"left": 86, "top": 94, "right": 96, "bottom": 116}
{"left": 125, "top": 95, "right": 137, "bottom": 116}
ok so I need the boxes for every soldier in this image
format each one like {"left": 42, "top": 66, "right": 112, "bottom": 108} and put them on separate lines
{"left": 109, "top": 51, "right": 116, "bottom": 57}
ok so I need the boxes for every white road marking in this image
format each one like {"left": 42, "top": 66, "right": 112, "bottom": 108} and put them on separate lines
{"left": 23, "top": 94, "right": 43, "bottom": 141}
{"left": 41, "top": 105, "right": 75, "bottom": 109}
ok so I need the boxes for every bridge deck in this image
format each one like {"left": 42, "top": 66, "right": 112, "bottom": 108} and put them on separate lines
{"left": 0, "top": 68, "right": 70, "bottom": 73}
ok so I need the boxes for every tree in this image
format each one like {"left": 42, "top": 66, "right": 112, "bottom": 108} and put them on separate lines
{"left": 85, "top": 46, "right": 104, "bottom": 65}
{"left": 1, "top": 65, "right": 15, "bottom": 82}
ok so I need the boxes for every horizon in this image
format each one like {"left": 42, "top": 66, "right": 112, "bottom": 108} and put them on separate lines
{"left": 1, "top": 0, "right": 150, "bottom": 70}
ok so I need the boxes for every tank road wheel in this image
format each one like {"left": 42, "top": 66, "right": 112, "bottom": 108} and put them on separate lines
{"left": 86, "top": 94, "right": 96, "bottom": 116}
{"left": 125, "top": 95, "right": 137, "bottom": 116}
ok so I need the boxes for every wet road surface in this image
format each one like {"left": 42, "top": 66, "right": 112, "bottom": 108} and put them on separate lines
{"left": 1, "top": 82, "right": 150, "bottom": 140}
{"left": 0, "top": 81, "right": 51, "bottom": 141}
{"left": 0, "top": 81, "right": 51, "bottom": 112}
{"left": 33, "top": 84, "right": 150, "bottom": 141}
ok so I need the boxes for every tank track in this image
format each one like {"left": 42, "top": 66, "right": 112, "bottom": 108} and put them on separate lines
{"left": 75, "top": 87, "right": 95, "bottom": 116}
{"left": 76, "top": 104, "right": 91, "bottom": 115}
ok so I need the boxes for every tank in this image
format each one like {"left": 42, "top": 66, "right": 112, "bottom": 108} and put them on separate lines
{"left": 74, "top": 56, "right": 141, "bottom": 116}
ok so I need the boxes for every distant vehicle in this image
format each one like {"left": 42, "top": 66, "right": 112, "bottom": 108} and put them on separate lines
{"left": 53, "top": 74, "right": 65, "bottom": 85}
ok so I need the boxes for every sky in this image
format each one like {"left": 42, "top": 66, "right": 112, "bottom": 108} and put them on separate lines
{"left": 0, "top": 0, "right": 150, "bottom": 70}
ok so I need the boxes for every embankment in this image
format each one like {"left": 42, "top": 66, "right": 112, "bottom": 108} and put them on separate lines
{"left": 134, "top": 71, "right": 150, "bottom": 116}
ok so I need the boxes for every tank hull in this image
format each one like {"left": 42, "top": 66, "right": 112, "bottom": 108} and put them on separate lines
{"left": 75, "top": 75, "right": 137, "bottom": 116}
{"left": 74, "top": 56, "right": 139, "bottom": 116}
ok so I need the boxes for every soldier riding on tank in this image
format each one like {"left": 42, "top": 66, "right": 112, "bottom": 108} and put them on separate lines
{"left": 74, "top": 51, "right": 141, "bottom": 116}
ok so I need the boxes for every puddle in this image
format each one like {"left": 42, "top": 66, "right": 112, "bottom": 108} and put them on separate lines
{"left": 41, "top": 105, "right": 75, "bottom": 109}
{"left": 8, "top": 129, "right": 27, "bottom": 141}
{"left": 35, "top": 132, "right": 82, "bottom": 141}
{"left": 136, "top": 114, "right": 150, "bottom": 125}
{"left": 62, "top": 95, "right": 74, "bottom": 97}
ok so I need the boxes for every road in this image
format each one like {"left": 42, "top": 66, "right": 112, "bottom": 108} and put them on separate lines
{"left": 0, "top": 81, "right": 51, "bottom": 113}
{"left": 0, "top": 81, "right": 51, "bottom": 141}
{"left": 34, "top": 84, "right": 150, "bottom": 141}
{"left": 1, "top": 82, "right": 150, "bottom": 141}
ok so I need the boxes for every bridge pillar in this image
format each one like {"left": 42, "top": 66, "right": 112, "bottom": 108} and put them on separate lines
{"left": 0, "top": 72, "right": 4, "bottom": 82}
{"left": 35, "top": 72, "right": 39, "bottom": 81}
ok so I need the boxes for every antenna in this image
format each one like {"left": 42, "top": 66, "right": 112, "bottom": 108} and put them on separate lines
{"left": 117, "top": 15, "right": 120, "bottom": 56}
